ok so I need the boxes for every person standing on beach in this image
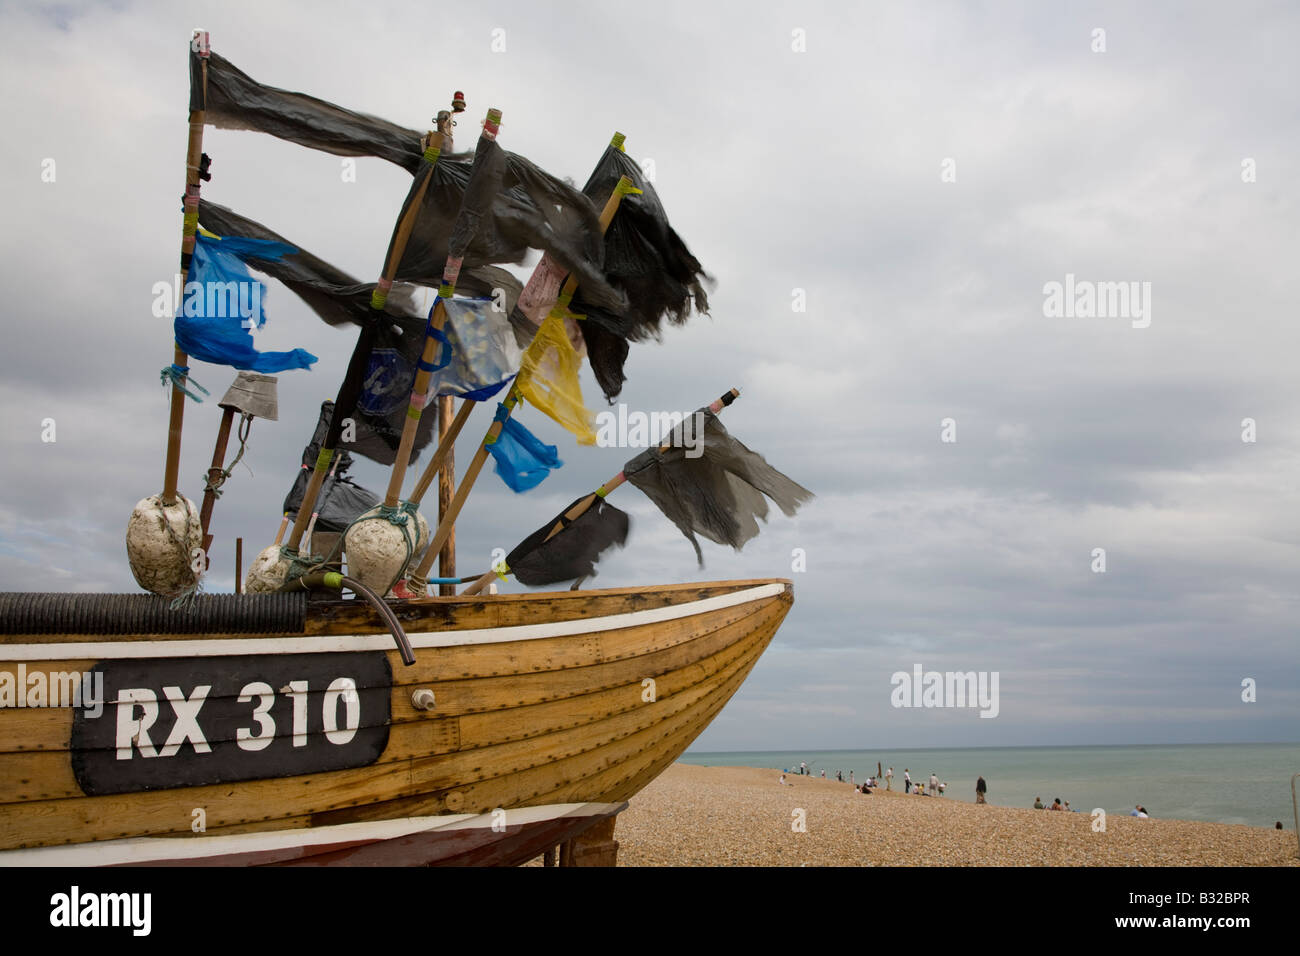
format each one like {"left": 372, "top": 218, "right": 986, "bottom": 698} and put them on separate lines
{"left": 850, "top": 771, "right": 854, "bottom": 787}
{"left": 885, "top": 767, "right": 893, "bottom": 790}
{"left": 975, "top": 776, "right": 987, "bottom": 804}
{"left": 929, "top": 772, "right": 939, "bottom": 795}
{"left": 800, "top": 761, "right": 807, "bottom": 776}
{"left": 904, "top": 769, "right": 911, "bottom": 793}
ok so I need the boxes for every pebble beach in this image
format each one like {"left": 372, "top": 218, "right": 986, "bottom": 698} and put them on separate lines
{"left": 604, "top": 764, "right": 1300, "bottom": 866}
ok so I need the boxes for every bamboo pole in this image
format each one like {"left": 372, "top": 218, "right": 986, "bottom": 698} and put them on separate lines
{"left": 407, "top": 400, "right": 475, "bottom": 505}
{"left": 234, "top": 537, "right": 243, "bottom": 593}
{"left": 302, "top": 454, "right": 341, "bottom": 556}
{"left": 437, "top": 394, "right": 456, "bottom": 595}
{"left": 281, "top": 129, "right": 445, "bottom": 556}
{"left": 378, "top": 108, "right": 502, "bottom": 511}
{"left": 161, "top": 31, "right": 210, "bottom": 505}
{"left": 460, "top": 387, "right": 740, "bottom": 596}
{"left": 405, "top": 174, "right": 638, "bottom": 592}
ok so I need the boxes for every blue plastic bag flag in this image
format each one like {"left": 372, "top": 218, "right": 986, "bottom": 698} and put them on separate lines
{"left": 485, "top": 406, "right": 563, "bottom": 492}
{"left": 425, "top": 296, "right": 522, "bottom": 403}
{"left": 174, "top": 231, "right": 318, "bottom": 373}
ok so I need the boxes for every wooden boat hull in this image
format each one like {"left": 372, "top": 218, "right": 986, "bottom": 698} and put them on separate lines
{"left": 0, "top": 579, "right": 792, "bottom": 864}
{"left": 2, "top": 801, "right": 627, "bottom": 867}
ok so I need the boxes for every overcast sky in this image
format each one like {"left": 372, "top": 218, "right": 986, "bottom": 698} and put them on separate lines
{"left": 1, "top": 0, "right": 1297, "bottom": 751}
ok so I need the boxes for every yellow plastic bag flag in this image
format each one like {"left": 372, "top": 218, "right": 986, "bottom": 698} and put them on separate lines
{"left": 516, "top": 305, "right": 597, "bottom": 445}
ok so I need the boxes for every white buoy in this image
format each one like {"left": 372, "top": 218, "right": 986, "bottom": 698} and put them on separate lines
{"left": 126, "top": 494, "right": 202, "bottom": 597}
{"left": 244, "top": 544, "right": 290, "bottom": 593}
{"left": 343, "top": 505, "right": 428, "bottom": 595}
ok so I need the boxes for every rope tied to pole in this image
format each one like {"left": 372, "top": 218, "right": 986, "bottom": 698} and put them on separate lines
{"left": 376, "top": 500, "right": 417, "bottom": 527}
{"left": 202, "top": 413, "right": 254, "bottom": 501}
{"left": 160, "top": 363, "right": 209, "bottom": 403}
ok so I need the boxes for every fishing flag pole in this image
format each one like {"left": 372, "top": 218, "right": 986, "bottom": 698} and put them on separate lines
{"left": 460, "top": 388, "right": 739, "bottom": 595}
{"left": 377, "top": 108, "right": 503, "bottom": 509}
{"left": 162, "top": 30, "right": 211, "bottom": 506}
{"left": 125, "top": 30, "right": 212, "bottom": 597}
{"left": 244, "top": 126, "right": 447, "bottom": 592}
{"left": 395, "top": 169, "right": 640, "bottom": 598}
{"left": 341, "top": 109, "right": 504, "bottom": 594}
{"left": 436, "top": 393, "right": 457, "bottom": 594}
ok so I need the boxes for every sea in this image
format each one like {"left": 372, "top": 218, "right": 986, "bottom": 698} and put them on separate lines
{"left": 680, "top": 742, "right": 1300, "bottom": 829}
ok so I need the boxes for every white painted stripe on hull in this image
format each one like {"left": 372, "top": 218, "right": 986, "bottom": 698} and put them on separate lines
{"left": 2, "top": 582, "right": 785, "bottom": 661}
{"left": 0, "top": 802, "right": 624, "bottom": 867}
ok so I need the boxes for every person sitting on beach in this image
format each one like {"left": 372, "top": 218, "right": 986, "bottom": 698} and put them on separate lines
{"left": 938, "top": 781, "right": 947, "bottom": 795}
{"left": 779, "top": 773, "right": 792, "bottom": 786}
{"left": 1051, "top": 798, "right": 1063, "bottom": 811}
{"left": 1034, "top": 797, "right": 1045, "bottom": 809}
{"left": 1064, "top": 801, "right": 1072, "bottom": 811}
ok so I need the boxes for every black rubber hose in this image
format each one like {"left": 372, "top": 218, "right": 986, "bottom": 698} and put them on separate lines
{"left": 280, "top": 571, "right": 416, "bottom": 666}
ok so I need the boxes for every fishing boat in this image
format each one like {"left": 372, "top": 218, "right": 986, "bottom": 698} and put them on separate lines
{"left": 0, "top": 34, "right": 806, "bottom": 866}
{"left": 0, "top": 579, "right": 790, "bottom": 866}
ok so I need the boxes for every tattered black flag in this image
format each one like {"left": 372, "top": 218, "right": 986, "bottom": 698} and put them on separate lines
{"left": 198, "top": 51, "right": 430, "bottom": 173}
{"left": 572, "top": 141, "right": 713, "bottom": 401}
{"left": 386, "top": 141, "right": 623, "bottom": 313}
{"left": 623, "top": 410, "right": 812, "bottom": 564}
{"left": 195, "top": 48, "right": 619, "bottom": 313}
{"left": 505, "top": 495, "right": 631, "bottom": 587}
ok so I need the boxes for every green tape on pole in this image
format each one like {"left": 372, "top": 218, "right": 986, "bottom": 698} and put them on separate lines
{"left": 323, "top": 571, "right": 344, "bottom": 589}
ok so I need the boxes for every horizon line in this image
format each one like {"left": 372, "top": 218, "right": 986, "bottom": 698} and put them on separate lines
{"left": 686, "top": 739, "right": 1300, "bottom": 755}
